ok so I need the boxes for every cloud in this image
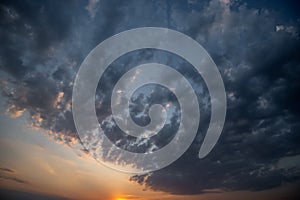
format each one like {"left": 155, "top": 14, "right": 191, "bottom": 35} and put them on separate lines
{"left": 129, "top": 0, "right": 300, "bottom": 194}
{"left": 0, "top": 166, "right": 29, "bottom": 185}
{"left": 0, "top": 188, "right": 72, "bottom": 200}
{"left": 0, "top": 0, "right": 300, "bottom": 195}
{"left": 86, "top": 0, "right": 100, "bottom": 18}
{"left": 0, "top": 167, "right": 15, "bottom": 173}
{"left": 0, "top": 174, "right": 30, "bottom": 185}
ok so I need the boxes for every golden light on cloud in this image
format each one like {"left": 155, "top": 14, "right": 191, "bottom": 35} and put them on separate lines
{"left": 53, "top": 91, "right": 64, "bottom": 108}
{"left": 6, "top": 105, "right": 25, "bottom": 118}
{"left": 116, "top": 198, "right": 127, "bottom": 200}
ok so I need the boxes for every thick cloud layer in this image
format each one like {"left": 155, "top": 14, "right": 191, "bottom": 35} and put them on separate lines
{"left": 0, "top": 0, "right": 300, "bottom": 195}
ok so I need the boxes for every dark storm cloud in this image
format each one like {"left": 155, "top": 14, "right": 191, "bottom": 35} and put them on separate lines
{"left": 0, "top": 0, "right": 172, "bottom": 145}
{"left": 0, "top": 0, "right": 80, "bottom": 77}
{"left": 0, "top": 0, "right": 87, "bottom": 144}
{"left": 0, "top": 0, "right": 300, "bottom": 196}
{"left": 131, "top": 0, "right": 300, "bottom": 194}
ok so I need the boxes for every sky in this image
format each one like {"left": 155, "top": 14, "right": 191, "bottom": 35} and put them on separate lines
{"left": 0, "top": 0, "right": 300, "bottom": 199}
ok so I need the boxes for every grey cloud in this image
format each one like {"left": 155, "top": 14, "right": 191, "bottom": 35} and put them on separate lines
{"left": 0, "top": 0, "right": 300, "bottom": 196}
{"left": 0, "top": 0, "right": 90, "bottom": 145}
{"left": 0, "top": 166, "right": 29, "bottom": 185}
{"left": 0, "top": 188, "right": 73, "bottom": 200}
{"left": 130, "top": 0, "right": 300, "bottom": 194}
{"left": 0, "top": 167, "right": 15, "bottom": 173}
{"left": 0, "top": 174, "right": 30, "bottom": 185}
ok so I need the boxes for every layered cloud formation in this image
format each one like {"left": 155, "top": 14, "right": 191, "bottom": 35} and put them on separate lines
{"left": 1, "top": 0, "right": 300, "bottom": 195}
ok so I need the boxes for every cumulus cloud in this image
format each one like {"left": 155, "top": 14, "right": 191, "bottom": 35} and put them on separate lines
{"left": 131, "top": 0, "right": 300, "bottom": 194}
{"left": 0, "top": 0, "right": 300, "bottom": 195}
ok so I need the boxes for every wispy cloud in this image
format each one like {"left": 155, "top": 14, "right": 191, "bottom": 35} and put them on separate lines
{"left": 0, "top": 167, "right": 15, "bottom": 174}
